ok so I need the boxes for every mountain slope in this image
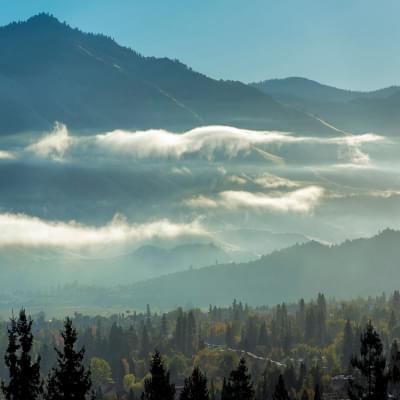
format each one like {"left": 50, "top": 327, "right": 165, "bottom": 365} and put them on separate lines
{"left": 252, "top": 77, "right": 400, "bottom": 103}
{"left": 0, "top": 242, "right": 231, "bottom": 288}
{"left": 252, "top": 77, "right": 400, "bottom": 135}
{"left": 116, "top": 229, "right": 400, "bottom": 308}
{"left": 0, "top": 230, "right": 398, "bottom": 311}
{"left": 0, "top": 14, "right": 334, "bottom": 135}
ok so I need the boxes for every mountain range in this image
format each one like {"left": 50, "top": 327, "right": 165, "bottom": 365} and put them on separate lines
{"left": 1, "top": 14, "right": 400, "bottom": 137}
{"left": 0, "top": 242, "right": 231, "bottom": 288}
{"left": 0, "top": 229, "right": 312, "bottom": 290}
{"left": 3, "top": 229, "right": 399, "bottom": 311}
{"left": 0, "top": 14, "right": 334, "bottom": 136}
{"left": 253, "top": 77, "right": 400, "bottom": 135}
{"left": 2, "top": 14, "right": 400, "bottom": 137}
{"left": 102, "top": 229, "right": 400, "bottom": 309}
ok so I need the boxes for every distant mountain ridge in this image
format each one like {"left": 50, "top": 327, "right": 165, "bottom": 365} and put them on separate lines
{"left": 0, "top": 229, "right": 399, "bottom": 311}
{"left": 252, "top": 77, "right": 400, "bottom": 103}
{"left": 0, "top": 241, "right": 231, "bottom": 288}
{"left": 252, "top": 77, "right": 400, "bottom": 135}
{"left": 112, "top": 229, "right": 400, "bottom": 308}
{"left": 0, "top": 14, "right": 334, "bottom": 136}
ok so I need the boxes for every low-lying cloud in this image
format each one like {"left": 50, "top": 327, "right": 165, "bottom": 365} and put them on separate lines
{"left": 94, "top": 126, "right": 287, "bottom": 160}
{"left": 186, "top": 186, "right": 324, "bottom": 213}
{"left": 0, "top": 213, "right": 208, "bottom": 248}
{"left": 225, "top": 175, "right": 248, "bottom": 185}
{"left": 224, "top": 173, "right": 300, "bottom": 189}
{"left": 252, "top": 173, "right": 300, "bottom": 189}
{"left": 26, "top": 122, "right": 75, "bottom": 161}
{"left": 170, "top": 166, "right": 192, "bottom": 175}
{"left": 0, "top": 150, "right": 16, "bottom": 160}
{"left": 25, "top": 124, "right": 384, "bottom": 165}
{"left": 95, "top": 126, "right": 383, "bottom": 161}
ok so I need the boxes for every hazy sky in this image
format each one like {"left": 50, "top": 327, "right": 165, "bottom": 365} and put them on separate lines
{"left": 1, "top": 0, "right": 399, "bottom": 90}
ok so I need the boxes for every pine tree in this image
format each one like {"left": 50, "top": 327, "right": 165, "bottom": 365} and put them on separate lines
{"left": 186, "top": 311, "right": 197, "bottom": 355}
{"left": 283, "top": 364, "right": 296, "bottom": 391}
{"left": 2, "top": 309, "right": 43, "bottom": 400}
{"left": 146, "top": 304, "right": 151, "bottom": 321}
{"left": 305, "top": 307, "right": 316, "bottom": 344}
{"left": 18, "top": 309, "right": 43, "bottom": 400}
{"left": 389, "top": 311, "right": 397, "bottom": 333}
{"left": 161, "top": 314, "right": 168, "bottom": 337}
{"left": 222, "top": 358, "right": 254, "bottom": 400}
{"left": 221, "top": 377, "right": 230, "bottom": 400}
{"left": 297, "top": 299, "right": 306, "bottom": 334}
{"left": 389, "top": 340, "right": 400, "bottom": 398}
{"left": 313, "top": 383, "right": 322, "bottom": 400}
{"left": 316, "top": 293, "right": 327, "bottom": 346}
{"left": 297, "top": 362, "right": 307, "bottom": 391}
{"left": 348, "top": 321, "right": 389, "bottom": 400}
{"left": 46, "top": 317, "right": 91, "bottom": 399}
{"left": 272, "top": 375, "right": 290, "bottom": 400}
{"left": 343, "top": 319, "right": 354, "bottom": 370}
{"left": 393, "top": 291, "right": 400, "bottom": 312}
{"left": 142, "top": 350, "right": 175, "bottom": 400}
{"left": 258, "top": 321, "right": 269, "bottom": 348}
{"left": 175, "top": 310, "right": 185, "bottom": 353}
{"left": 225, "top": 323, "right": 235, "bottom": 348}
{"left": 242, "top": 317, "right": 258, "bottom": 353}
{"left": 180, "top": 367, "right": 209, "bottom": 400}
{"left": 140, "top": 325, "right": 151, "bottom": 359}
{"left": 2, "top": 315, "right": 20, "bottom": 400}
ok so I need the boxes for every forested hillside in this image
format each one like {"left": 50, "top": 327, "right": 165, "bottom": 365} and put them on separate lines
{"left": 0, "top": 14, "right": 333, "bottom": 135}
{"left": 114, "top": 229, "right": 400, "bottom": 308}
{"left": 0, "top": 229, "right": 398, "bottom": 313}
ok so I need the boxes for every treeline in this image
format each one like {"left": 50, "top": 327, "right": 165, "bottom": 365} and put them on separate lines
{"left": 1, "top": 292, "right": 400, "bottom": 398}
{"left": 2, "top": 309, "right": 400, "bottom": 400}
{"left": 1, "top": 309, "right": 91, "bottom": 399}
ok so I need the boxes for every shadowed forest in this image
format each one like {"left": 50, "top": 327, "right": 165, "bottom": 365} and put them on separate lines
{"left": 2, "top": 292, "right": 400, "bottom": 399}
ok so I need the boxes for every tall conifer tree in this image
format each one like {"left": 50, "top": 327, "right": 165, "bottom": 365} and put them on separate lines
{"left": 142, "top": 350, "right": 175, "bottom": 400}
{"left": 348, "top": 321, "right": 388, "bottom": 400}
{"left": 222, "top": 358, "right": 254, "bottom": 400}
{"left": 180, "top": 367, "right": 209, "bottom": 400}
{"left": 389, "top": 340, "right": 400, "bottom": 398}
{"left": 343, "top": 319, "right": 354, "bottom": 370}
{"left": 46, "top": 318, "right": 91, "bottom": 400}
{"left": 272, "top": 375, "right": 290, "bottom": 400}
{"left": 2, "top": 309, "right": 43, "bottom": 400}
{"left": 313, "top": 383, "right": 322, "bottom": 400}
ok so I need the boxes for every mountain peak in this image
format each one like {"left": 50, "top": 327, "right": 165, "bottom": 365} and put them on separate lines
{"left": 26, "top": 13, "right": 60, "bottom": 24}
{"left": 25, "top": 13, "right": 69, "bottom": 30}
{"left": 0, "top": 14, "right": 336, "bottom": 136}
{"left": 0, "top": 13, "right": 70, "bottom": 34}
